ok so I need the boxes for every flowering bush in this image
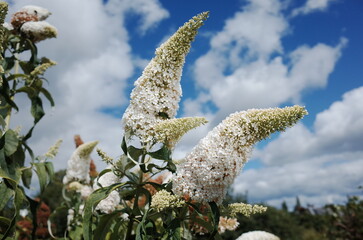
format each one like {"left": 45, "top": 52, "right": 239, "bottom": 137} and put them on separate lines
{"left": 1, "top": 3, "right": 308, "bottom": 240}
{"left": 0, "top": 3, "right": 59, "bottom": 239}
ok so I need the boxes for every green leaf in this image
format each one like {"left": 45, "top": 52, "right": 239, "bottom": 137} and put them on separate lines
{"left": 128, "top": 146, "right": 143, "bottom": 162}
{"left": 34, "top": 162, "right": 48, "bottom": 193}
{"left": 39, "top": 87, "right": 55, "bottom": 107}
{"left": 208, "top": 201, "right": 220, "bottom": 239}
{"left": 4, "top": 129, "right": 19, "bottom": 156}
{"left": 0, "top": 148, "right": 22, "bottom": 189}
{"left": 0, "top": 115, "right": 5, "bottom": 129}
{"left": 1, "top": 187, "right": 25, "bottom": 240}
{"left": 0, "top": 93, "right": 19, "bottom": 111}
{"left": 25, "top": 196, "right": 39, "bottom": 240}
{"left": 0, "top": 217, "right": 11, "bottom": 229}
{"left": 0, "top": 183, "right": 14, "bottom": 211}
{"left": 21, "top": 167, "right": 32, "bottom": 189}
{"left": 69, "top": 226, "right": 83, "bottom": 240}
{"left": 44, "top": 162, "right": 54, "bottom": 180}
{"left": 121, "top": 136, "right": 127, "bottom": 154}
{"left": 30, "top": 96, "right": 45, "bottom": 124}
{"left": 16, "top": 86, "right": 37, "bottom": 98}
{"left": 83, "top": 182, "right": 126, "bottom": 240}
{"left": 148, "top": 145, "right": 171, "bottom": 161}
{"left": 93, "top": 211, "right": 120, "bottom": 240}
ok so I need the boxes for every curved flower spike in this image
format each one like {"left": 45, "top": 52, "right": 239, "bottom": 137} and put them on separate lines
{"left": 154, "top": 117, "right": 208, "bottom": 149}
{"left": 121, "top": 12, "right": 209, "bottom": 144}
{"left": 20, "top": 21, "right": 57, "bottom": 42}
{"left": 11, "top": 5, "right": 51, "bottom": 29}
{"left": 173, "top": 106, "right": 308, "bottom": 204}
{"left": 63, "top": 141, "right": 99, "bottom": 184}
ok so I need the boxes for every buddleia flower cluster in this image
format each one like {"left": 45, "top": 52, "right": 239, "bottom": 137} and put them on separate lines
{"left": 150, "top": 189, "right": 185, "bottom": 211}
{"left": 6, "top": 5, "right": 57, "bottom": 42}
{"left": 63, "top": 141, "right": 99, "bottom": 184}
{"left": 67, "top": 11, "right": 309, "bottom": 240}
{"left": 121, "top": 12, "right": 209, "bottom": 145}
{"left": 228, "top": 203, "right": 267, "bottom": 217}
{"left": 173, "top": 106, "right": 308, "bottom": 204}
{"left": 93, "top": 170, "right": 121, "bottom": 213}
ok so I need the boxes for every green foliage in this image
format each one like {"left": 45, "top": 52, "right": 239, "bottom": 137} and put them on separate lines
{"left": 0, "top": 3, "right": 58, "bottom": 239}
{"left": 325, "top": 195, "right": 363, "bottom": 240}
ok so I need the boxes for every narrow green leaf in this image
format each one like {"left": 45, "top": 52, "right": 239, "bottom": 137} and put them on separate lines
{"left": 21, "top": 167, "right": 32, "bottom": 189}
{"left": 208, "top": 201, "right": 220, "bottom": 239}
{"left": 44, "top": 162, "right": 54, "bottom": 180}
{"left": 16, "top": 86, "right": 37, "bottom": 98}
{"left": 5, "top": 73, "right": 29, "bottom": 81}
{"left": 39, "top": 87, "right": 55, "bottom": 107}
{"left": 30, "top": 96, "right": 44, "bottom": 124}
{"left": 0, "top": 93, "right": 19, "bottom": 111}
{"left": 34, "top": 162, "right": 48, "bottom": 193}
{"left": 121, "top": 136, "right": 127, "bottom": 154}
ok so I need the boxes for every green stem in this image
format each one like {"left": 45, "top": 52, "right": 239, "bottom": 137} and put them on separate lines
{"left": 125, "top": 146, "right": 147, "bottom": 239}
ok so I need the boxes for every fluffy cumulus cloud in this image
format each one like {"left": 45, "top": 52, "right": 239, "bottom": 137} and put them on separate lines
{"left": 234, "top": 87, "right": 363, "bottom": 207}
{"left": 6, "top": 0, "right": 169, "bottom": 170}
{"left": 186, "top": 0, "right": 346, "bottom": 124}
{"left": 291, "top": 0, "right": 336, "bottom": 17}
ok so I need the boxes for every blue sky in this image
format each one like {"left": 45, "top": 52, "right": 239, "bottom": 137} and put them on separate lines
{"left": 6, "top": 0, "right": 363, "bottom": 209}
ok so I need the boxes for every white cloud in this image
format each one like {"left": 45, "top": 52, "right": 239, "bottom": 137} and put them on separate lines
{"left": 105, "top": 0, "right": 169, "bottom": 34}
{"left": 6, "top": 0, "right": 169, "bottom": 170}
{"left": 291, "top": 0, "right": 336, "bottom": 17}
{"left": 233, "top": 86, "right": 363, "bottom": 207}
{"left": 187, "top": 0, "right": 346, "bottom": 125}
{"left": 255, "top": 86, "right": 363, "bottom": 165}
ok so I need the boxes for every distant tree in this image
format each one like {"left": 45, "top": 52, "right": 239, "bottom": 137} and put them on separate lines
{"left": 281, "top": 201, "right": 288, "bottom": 212}
{"left": 325, "top": 195, "right": 363, "bottom": 240}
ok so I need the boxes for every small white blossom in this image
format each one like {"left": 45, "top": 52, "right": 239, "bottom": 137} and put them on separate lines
{"left": 19, "top": 209, "right": 29, "bottom": 218}
{"left": 63, "top": 141, "right": 99, "bottom": 184}
{"left": 94, "top": 170, "right": 120, "bottom": 214}
{"left": 173, "top": 106, "right": 307, "bottom": 204}
{"left": 121, "top": 12, "right": 208, "bottom": 144}
{"left": 218, "top": 217, "right": 239, "bottom": 234}
{"left": 236, "top": 231, "right": 280, "bottom": 240}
